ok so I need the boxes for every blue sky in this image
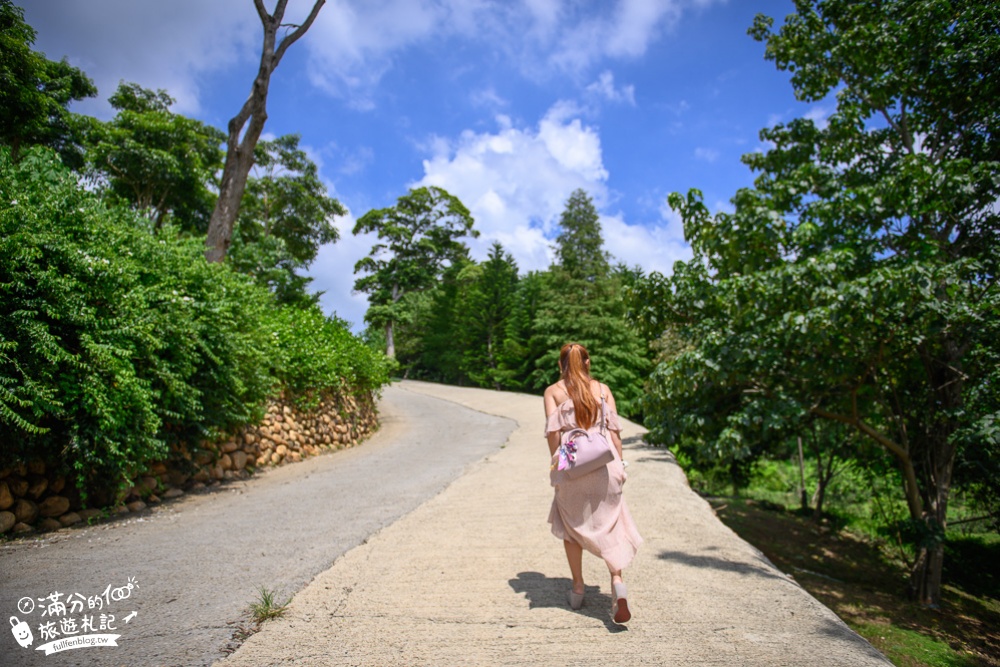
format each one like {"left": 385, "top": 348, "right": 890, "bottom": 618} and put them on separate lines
{"left": 24, "top": 0, "right": 824, "bottom": 330}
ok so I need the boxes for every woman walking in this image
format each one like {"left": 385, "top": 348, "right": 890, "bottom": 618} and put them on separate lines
{"left": 543, "top": 343, "right": 642, "bottom": 623}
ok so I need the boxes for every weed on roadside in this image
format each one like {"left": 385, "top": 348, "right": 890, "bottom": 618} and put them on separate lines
{"left": 222, "top": 585, "right": 293, "bottom": 656}
{"left": 250, "top": 585, "right": 291, "bottom": 624}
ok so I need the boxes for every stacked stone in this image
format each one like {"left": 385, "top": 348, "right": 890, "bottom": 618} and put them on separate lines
{"left": 0, "top": 390, "right": 378, "bottom": 535}
{"left": 190, "top": 392, "right": 378, "bottom": 483}
{"left": 0, "top": 462, "right": 103, "bottom": 535}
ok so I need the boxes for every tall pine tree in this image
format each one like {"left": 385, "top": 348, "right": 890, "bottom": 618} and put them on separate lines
{"left": 531, "top": 189, "right": 650, "bottom": 416}
{"left": 460, "top": 242, "right": 519, "bottom": 389}
{"left": 553, "top": 188, "right": 610, "bottom": 285}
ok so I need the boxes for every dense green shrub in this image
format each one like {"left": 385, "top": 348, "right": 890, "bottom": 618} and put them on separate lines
{"left": 0, "top": 147, "right": 275, "bottom": 493}
{"left": 0, "top": 147, "right": 388, "bottom": 499}
{"left": 266, "top": 304, "right": 390, "bottom": 410}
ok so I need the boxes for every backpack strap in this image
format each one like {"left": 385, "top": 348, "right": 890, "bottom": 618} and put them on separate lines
{"left": 599, "top": 388, "right": 608, "bottom": 436}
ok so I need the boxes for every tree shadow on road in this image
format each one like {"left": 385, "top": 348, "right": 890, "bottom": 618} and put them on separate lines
{"left": 624, "top": 440, "right": 678, "bottom": 467}
{"left": 656, "top": 550, "right": 797, "bottom": 585}
{"left": 508, "top": 571, "right": 627, "bottom": 633}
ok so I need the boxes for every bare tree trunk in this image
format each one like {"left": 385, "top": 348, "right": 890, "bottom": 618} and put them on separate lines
{"left": 812, "top": 446, "right": 837, "bottom": 522}
{"left": 385, "top": 322, "right": 395, "bottom": 360}
{"left": 796, "top": 435, "right": 808, "bottom": 511}
{"left": 205, "top": 0, "right": 325, "bottom": 263}
{"left": 907, "top": 339, "right": 963, "bottom": 606}
{"left": 383, "top": 283, "right": 401, "bottom": 359}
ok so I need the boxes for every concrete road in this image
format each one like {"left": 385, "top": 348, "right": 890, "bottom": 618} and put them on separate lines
{"left": 219, "top": 381, "right": 891, "bottom": 667}
{"left": 0, "top": 383, "right": 515, "bottom": 667}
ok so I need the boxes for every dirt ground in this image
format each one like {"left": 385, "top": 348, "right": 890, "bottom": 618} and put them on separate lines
{"left": 712, "top": 499, "right": 1000, "bottom": 667}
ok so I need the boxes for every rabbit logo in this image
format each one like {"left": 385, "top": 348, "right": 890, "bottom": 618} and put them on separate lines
{"left": 10, "top": 616, "right": 33, "bottom": 648}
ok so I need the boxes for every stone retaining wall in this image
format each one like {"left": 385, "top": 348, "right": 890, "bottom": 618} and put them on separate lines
{"left": 0, "top": 391, "right": 378, "bottom": 536}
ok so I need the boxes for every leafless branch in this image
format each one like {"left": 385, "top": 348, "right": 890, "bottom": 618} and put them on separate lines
{"left": 275, "top": 0, "right": 325, "bottom": 63}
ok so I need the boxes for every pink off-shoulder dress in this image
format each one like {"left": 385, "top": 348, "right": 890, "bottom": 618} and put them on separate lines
{"left": 545, "top": 397, "right": 643, "bottom": 572}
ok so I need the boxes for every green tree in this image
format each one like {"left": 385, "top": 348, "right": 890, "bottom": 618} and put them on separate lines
{"left": 635, "top": 0, "right": 1000, "bottom": 605}
{"left": 401, "top": 260, "right": 472, "bottom": 383}
{"left": 0, "top": 146, "right": 274, "bottom": 497}
{"left": 530, "top": 190, "right": 650, "bottom": 416}
{"left": 460, "top": 242, "right": 520, "bottom": 390}
{"left": 86, "top": 82, "right": 224, "bottom": 231}
{"left": 531, "top": 270, "right": 650, "bottom": 417}
{"left": 353, "top": 186, "right": 478, "bottom": 359}
{"left": 553, "top": 188, "right": 610, "bottom": 284}
{"left": 0, "top": 0, "right": 96, "bottom": 166}
{"left": 498, "top": 270, "right": 553, "bottom": 392}
{"left": 0, "top": 145, "right": 389, "bottom": 502}
{"left": 229, "top": 134, "right": 345, "bottom": 306}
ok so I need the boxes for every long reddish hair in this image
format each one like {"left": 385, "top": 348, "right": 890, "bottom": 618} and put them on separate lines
{"left": 560, "top": 343, "right": 598, "bottom": 430}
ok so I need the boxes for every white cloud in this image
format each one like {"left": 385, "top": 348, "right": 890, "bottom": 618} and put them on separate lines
{"left": 338, "top": 146, "right": 376, "bottom": 176}
{"left": 304, "top": 0, "right": 492, "bottom": 107}
{"left": 310, "top": 211, "right": 377, "bottom": 331}
{"left": 28, "top": 0, "right": 726, "bottom": 118}
{"left": 271, "top": 102, "right": 694, "bottom": 331}
{"left": 470, "top": 87, "right": 509, "bottom": 109}
{"left": 666, "top": 99, "right": 690, "bottom": 115}
{"left": 303, "top": 0, "right": 727, "bottom": 106}
{"left": 804, "top": 105, "right": 833, "bottom": 130}
{"left": 766, "top": 112, "right": 787, "bottom": 128}
{"left": 603, "top": 211, "right": 692, "bottom": 275}
{"left": 407, "top": 102, "right": 694, "bottom": 282}
{"left": 550, "top": 0, "right": 726, "bottom": 73}
{"left": 586, "top": 71, "right": 636, "bottom": 106}
{"left": 521, "top": 0, "right": 563, "bottom": 38}
{"left": 694, "top": 147, "right": 719, "bottom": 162}
{"left": 25, "top": 0, "right": 257, "bottom": 117}
{"left": 413, "top": 103, "right": 610, "bottom": 272}
{"left": 308, "top": 102, "right": 613, "bottom": 329}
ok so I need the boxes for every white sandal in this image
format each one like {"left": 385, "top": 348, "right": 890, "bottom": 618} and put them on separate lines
{"left": 611, "top": 581, "right": 630, "bottom": 624}
{"left": 568, "top": 589, "right": 584, "bottom": 610}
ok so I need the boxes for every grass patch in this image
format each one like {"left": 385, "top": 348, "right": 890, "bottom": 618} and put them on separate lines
{"left": 249, "top": 585, "right": 291, "bottom": 624}
{"left": 221, "top": 585, "right": 293, "bottom": 656}
{"left": 710, "top": 498, "right": 1000, "bottom": 667}
{"left": 853, "top": 622, "right": 979, "bottom": 667}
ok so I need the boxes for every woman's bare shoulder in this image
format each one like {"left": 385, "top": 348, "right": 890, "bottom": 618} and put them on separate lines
{"left": 544, "top": 382, "right": 570, "bottom": 404}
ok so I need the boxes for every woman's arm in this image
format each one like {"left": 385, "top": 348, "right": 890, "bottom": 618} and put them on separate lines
{"left": 547, "top": 431, "right": 561, "bottom": 457}
{"left": 543, "top": 386, "right": 561, "bottom": 456}
{"left": 603, "top": 384, "right": 624, "bottom": 459}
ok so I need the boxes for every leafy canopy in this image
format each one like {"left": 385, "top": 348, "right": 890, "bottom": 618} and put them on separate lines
{"left": 229, "top": 134, "right": 345, "bottom": 307}
{"left": 389, "top": 188, "right": 652, "bottom": 416}
{"left": 0, "top": 0, "right": 96, "bottom": 166}
{"left": 353, "top": 186, "right": 478, "bottom": 355}
{"left": 553, "top": 188, "right": 610, "bottom": 283}
{"left": 85, "top": 82, "right": 225, "bottom": 231}
{"left": 0, "top": 146, "right": 389, "bottom": 500}
{"left": 631, "top": 0, "right": 999, "bottom": 604}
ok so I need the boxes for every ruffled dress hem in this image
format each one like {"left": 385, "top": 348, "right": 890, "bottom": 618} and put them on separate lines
{"left": 545, "top": 397, "right": 642, "bottom": 572}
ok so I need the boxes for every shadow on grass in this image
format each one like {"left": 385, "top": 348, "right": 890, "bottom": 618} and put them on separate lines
{"left": 508, "top": 571, "right": 627, "bottom": 633}
{"left": 711, "top": 499, "right": 1000, "bottom": 666}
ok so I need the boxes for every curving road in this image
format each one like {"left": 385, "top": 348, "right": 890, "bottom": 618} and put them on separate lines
{"left": 2, "top": 380, "right": 891, "bottom": 666}
{"left": 221, "top": 380, "right": 892, "bottom": 667}
{"left": 0, "top": 383, "right": 515, "bottom": 667}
